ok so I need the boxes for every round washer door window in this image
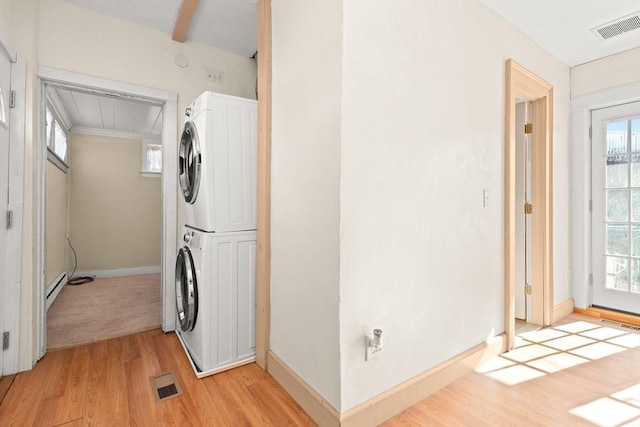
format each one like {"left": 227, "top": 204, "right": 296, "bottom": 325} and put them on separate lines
{"left": 175, "top": 247, "right": 198, "bottom": 332}
{"left": 178, "top": 121, "right": 201, "bottom": 204}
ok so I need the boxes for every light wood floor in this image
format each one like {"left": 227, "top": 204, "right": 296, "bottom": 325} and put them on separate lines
{"left": 384, "top": 313, "right": 640, "bottom": 426}
{"left": 47, "top": 274, "right": 161, "bottom": 350}
{"left": 2, "top": 313, "right": 638, "bottom": 426}
{"left": 0, "top": 328, "right": 314, "bottom": 426}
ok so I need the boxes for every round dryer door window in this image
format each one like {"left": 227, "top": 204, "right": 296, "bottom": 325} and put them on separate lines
{"left": 175, "top": 247, "right": 198, "bottom": 332}
{"left": 178, "top": 121, "right": 201, "bottom": 204}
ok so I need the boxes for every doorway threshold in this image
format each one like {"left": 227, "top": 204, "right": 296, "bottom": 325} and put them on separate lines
{"left": 575, "top": 307, "right": 640, "bottom": 327}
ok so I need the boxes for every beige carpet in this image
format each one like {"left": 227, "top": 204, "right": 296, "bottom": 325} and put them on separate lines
{"left": 47, "top": 273, "right": 162, "bottom": 350}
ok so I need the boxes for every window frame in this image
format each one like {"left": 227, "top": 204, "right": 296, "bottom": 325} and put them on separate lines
{"left": 45, "top": 98, "right": 69, "bottom": 173}
{"left": 141, "top": 137, "right": 162, "bottom": 177}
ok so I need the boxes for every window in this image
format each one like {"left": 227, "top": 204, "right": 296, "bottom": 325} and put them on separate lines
{"left": 142, "top": 138, "right": 162, "bottom": 176}
{"left": 0, "top": 81, "right": 7, "bottom": 128}
{"left": 46, "top": 100, "right": 69, "bottom": 172}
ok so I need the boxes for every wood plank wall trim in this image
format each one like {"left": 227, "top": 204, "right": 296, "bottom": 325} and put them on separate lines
{"left": 267, "top": 351, "right": 341, "bottom": 427}
{"left": 256, "top": 0, "right": 272, "bottom": 370}
{"left": 269, "top": 337, "right": 507, "bottom": 427}
{"left": 553, "top": 298, "right": 575, "bottom": 324}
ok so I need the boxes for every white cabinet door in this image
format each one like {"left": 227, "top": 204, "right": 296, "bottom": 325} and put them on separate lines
{"left": 592, "top": 101, "right": 640, "bottom": 314}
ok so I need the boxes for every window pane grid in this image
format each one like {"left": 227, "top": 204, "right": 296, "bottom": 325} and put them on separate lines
{"left": 603, "top": 117, "right": 640, "bottom": 293}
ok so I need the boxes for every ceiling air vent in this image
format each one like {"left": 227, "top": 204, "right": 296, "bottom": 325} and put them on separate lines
{"left": 590, "top": 12, "right": 640, "bottom": 41}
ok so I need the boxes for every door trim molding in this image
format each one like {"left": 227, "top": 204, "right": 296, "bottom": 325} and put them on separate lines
{"left": 504, "top": 59, "right": 554, "bottom": 349}
{"left": 570, "top": 82, "right": 640, "bottom": 310}
{"left": 256, "top": 0, "right": 272, "bottom": 369}
{"left": 35, "top": 67, "right": 178, "bottom": 360}
{"left": 1, "top": 43, "right": 25, "bottom": 375}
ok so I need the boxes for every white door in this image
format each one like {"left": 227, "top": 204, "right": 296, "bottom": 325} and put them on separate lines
{"left": 592, "top": 101, "right": 640, "bottom": 315}
{"left": 0, "top": 46, "right": 12, "bottom": 375}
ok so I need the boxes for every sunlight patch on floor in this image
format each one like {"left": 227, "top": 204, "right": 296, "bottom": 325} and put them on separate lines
{"left": 475, "top": 320, "right": 639, "bottom": 387}
{"left": 612, "top": 384, "right": 640, "bottom": 408}
{"left": 570, "top": 395, "right": 640, "bottom": 426}
{"left": 526, "top": 352, "right": 589, "bottom": 374}
{"left": 569, "top": 342, "right": 626, "bottom": 360}
{"left": 485, "top": 364, "right": 546, "bottom": 386}
{"left": 501, "top": 343, "right": 557, "bottom": 363}
{"left": 518, "top": 327, "right": 567, "bottom": 343}
{"left": 580, "top": 326, "right": 627, "bottom": 340}
{"left": 609, "top": 333, "right": 640, "bottom": 348}
{"left": 543, "top": 334, "right": 596, "bottom": 351}
{"left": 553, "top": 321, "right": 599, "bottom": 333}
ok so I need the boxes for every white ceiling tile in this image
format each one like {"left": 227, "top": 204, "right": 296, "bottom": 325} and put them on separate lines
{"left": 55, "top": 88, "right": 83, "bottom": 126}
{"left": 134, "top": 104, "right": 162, "bottom": 134}
{"left": 152, "top": 110, "right": 164, "bottom": 135}
{"left": 99, "top": 96, "right": 116, "bottom": 130}
{"left": 72, "top": 92, "right": 104, "bottom": 128}
{"left": 114, "top": 99, "right": 140, "bottom": 133}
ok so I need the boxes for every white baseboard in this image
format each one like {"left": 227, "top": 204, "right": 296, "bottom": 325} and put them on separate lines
{"left": 553, "top": 298, "right": 575, "bottom": 323}
{"left": 268, "top": 334, "right": 507, "bottom": 427}
{"left": 73, "top": 265, "right": 161, "bottom": 279}
{"left": 46, "top": 272, "right": 68, "bottom": 311}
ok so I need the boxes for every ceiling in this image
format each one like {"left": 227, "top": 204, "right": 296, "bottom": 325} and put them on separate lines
{"left": 47, "top": 86, "right": 164, "bottom": 137}
{"left": 481, "top": 0, "right": 640, "bottom": 67}
{"left": 67, "top": 0, "right": 258, "bottom": 57}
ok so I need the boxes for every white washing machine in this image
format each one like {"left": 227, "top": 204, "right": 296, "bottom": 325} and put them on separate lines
{"left": 175, "top": 226, "right": 257, "bottom": 377}
{"left": 178, "top": 91, "right": 257, "bottom": 233}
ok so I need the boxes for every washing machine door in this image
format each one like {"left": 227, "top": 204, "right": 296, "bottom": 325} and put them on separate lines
{"left": 178, "top": 121, "right": 201, "bottom": 204}
{"left": 175, "top": 246, "right": 198, "bottom": 331}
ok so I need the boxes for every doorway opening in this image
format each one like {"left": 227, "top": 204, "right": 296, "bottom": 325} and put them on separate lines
{"left": 590, "top": 101, "right": 640, "bottom": 316}
{"left": 504, "top": 59, "right": 554, "bottom": 350}
{"left": 35, "top": 67, "right": 177, "bottom": 359}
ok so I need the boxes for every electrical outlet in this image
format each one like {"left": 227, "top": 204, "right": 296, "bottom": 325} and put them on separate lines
{"left": 205, "top": 68, "right": 224, "bottom": 85}
{"left": 366, "top": 346, "right": 382, "bottom": 361}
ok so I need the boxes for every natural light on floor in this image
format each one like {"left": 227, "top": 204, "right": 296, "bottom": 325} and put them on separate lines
{"left": 475, "top": 320, "right": 640, "bottom": 426}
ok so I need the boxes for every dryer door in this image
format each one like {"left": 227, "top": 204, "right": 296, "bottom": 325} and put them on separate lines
{"left": 175, "top": 246, "right": 198, "bottom": 331}
{"left": 178, "top": 121, "right": 201, "bottom": 204}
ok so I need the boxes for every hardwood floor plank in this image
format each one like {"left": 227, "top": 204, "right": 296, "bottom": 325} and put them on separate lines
{"left": 153, "top": 332, "right": 230, "bottom": 426}
{"left": 4, "top": 314, "right": 634, "bottom": 427}
{"left": 0, "top": 375, "right": 16, "bottom": 405}
{"left": 247, "top": 376, "right": 316, "bottom": 426}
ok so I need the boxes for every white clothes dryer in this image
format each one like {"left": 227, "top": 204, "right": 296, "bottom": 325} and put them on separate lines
{"left": 175, "top": 226, "right": 257, "bottom": 377}
{"left": 178, "top": 91, "right": 257, "bottom": 233}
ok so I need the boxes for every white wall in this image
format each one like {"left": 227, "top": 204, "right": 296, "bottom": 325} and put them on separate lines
{"left": 339, "top": 1, "right": 570, "bottom": 410}
{"left": 271, "top": 0, "right": 343, "bottom": 411}
{"left": 10, "top": 0, "right": 257, "bottom": 370}
{"left": 272, "top": 0, "right": 571, "bottom": 412}
{"left": 571, "top": 48, "right": 640, "bottom": 98}
{"left": 45, "top": 161, "right": 69, "bottom": 286}
{"left": 68, "top": 134, "right": 161, "bottom": 272}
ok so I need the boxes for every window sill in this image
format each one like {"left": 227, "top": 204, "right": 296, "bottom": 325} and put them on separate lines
{"left": 47, "top": 149, "right": 68, "bottom": 173}
{"left": 141, "top": 171, "right": 162, "bottom": 178}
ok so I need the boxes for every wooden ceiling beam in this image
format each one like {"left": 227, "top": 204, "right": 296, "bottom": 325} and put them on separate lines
{"left": 172, "top": 0, "right": 199, "bottom": 43}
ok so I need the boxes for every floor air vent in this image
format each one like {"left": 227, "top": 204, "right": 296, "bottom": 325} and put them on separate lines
{"left": 619, "top": 322, "right": 640, "bottom": 332}
{"left": 601, "top": 319, "right": 640, "bottom": 332}
{"left": 150, "top": 371, "right": 183, "bottom": 403}
{"left": 590, "top": 12, "right": 640, "bottom": 41}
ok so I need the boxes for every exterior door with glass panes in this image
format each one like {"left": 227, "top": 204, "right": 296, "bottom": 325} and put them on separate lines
{"left": 592, "top": 101, "right": 640, "bottom": 314}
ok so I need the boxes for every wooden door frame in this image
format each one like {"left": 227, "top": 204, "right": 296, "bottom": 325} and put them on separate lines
{"left": 504, "top": 59, "right": 554, "bottom": 349}
{"left": 256, "top": 0, "right": 272, "bottom": 369}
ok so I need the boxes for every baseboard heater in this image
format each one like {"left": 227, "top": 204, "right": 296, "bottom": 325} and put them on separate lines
{"left": 46, "top": 272, "right": 68, "bottom": 311}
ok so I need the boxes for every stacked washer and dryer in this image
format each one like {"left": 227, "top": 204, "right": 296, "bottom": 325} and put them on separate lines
{"left": 175, "top": 91, "right": 257, "bottom": 377}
